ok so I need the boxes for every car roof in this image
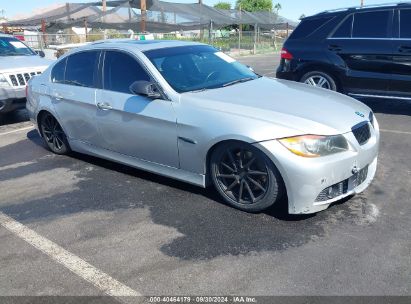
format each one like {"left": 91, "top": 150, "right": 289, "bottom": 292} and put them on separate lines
{"left": 304, "top": 1, "right": 411, "bottom": 19}
{"left": 82, "top": 39, "right": 205, "bottom": 52}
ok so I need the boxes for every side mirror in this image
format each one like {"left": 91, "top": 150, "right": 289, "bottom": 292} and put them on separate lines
{"left": 36, "top": 50, "right": 45, "bottom": 58}
{"left": 129, "top": 81, "right": 162, "bottom": 99}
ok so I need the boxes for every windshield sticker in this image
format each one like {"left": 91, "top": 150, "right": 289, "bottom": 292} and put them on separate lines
{"left": 10, "top": 41, "right": 27, "bottom": 49}
{"left": 215, "top": 52, "right": 236, "bottom": 63}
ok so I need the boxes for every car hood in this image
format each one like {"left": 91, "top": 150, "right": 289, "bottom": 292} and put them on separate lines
{"left": 182, "top": 77, "right": 372, "bottom": 136}
{"left": 0, "top": 55, "right": 52, "bottom": 73}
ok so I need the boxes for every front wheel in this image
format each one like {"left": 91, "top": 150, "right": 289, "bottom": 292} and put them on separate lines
{"left": 300, "top": 71, "right": 337, "bottom": 91}
{"left": 210, "top": 142, "right": 283, "bottom": 213}
{"left": 39, "top": 113, "right": 70, "bottom": 155}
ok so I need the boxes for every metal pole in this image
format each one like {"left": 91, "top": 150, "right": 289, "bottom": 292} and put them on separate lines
{"left": 253, "top": 24, "right": 257, "bottom": 54}
{"left": 208, "top": 20, "right": 213, "bottom": 45}
{"left": 141, "top": 0, "right": 147, "bottom": 33}
{"left": 238, "top": 5, "right": 242, "bottom": 56}
{"left": 286, "top": 22, "right": 289, "bottom": 38}
{"left": 361, "top": 0, "right": 364, "bottom": 7}
{"left": 199, "top": 0, "right": 204, "bottom": 41}
{"left": 41, "top": 19, "right": 47, "bottom": 48}
{"left": 84, "top": 17, "right": 88, "bottom": 42}
{"left": 102, "top": 0, "right": 107, "bottom": 39}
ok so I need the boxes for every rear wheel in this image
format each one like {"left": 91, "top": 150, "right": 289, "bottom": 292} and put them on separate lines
{"left": 39, "top": 113, "right": 70, "bottom": 155}
{"left": 210, "top": 142, "right": 283, "bottom": 212}
{"left": 300, "top": 71, "right": 337, "bottom": 91}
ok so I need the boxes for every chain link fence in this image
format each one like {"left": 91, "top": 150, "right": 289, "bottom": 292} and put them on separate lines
{"left": 19, "top": 30, "right": 285, "bottom": 59}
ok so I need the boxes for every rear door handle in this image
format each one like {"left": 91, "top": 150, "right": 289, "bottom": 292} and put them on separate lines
{"left": 53, "top": 92, "right": 63, "bottom": 100}
{"left": 328, "top": 44, "right": 342, "bottom": 52}
{"left": 97, "top": 102, "right": 113, "bottom": 110}
{"left": 399, "top": 45, "right": 411, "bottom": 53}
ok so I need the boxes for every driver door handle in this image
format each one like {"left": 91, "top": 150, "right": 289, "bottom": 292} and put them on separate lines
{"left": 97, "top": 102, "right": 113, "bottom": 110}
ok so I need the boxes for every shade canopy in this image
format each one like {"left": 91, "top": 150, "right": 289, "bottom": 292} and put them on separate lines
{"left": 7, "top": 0, "right": 298, "bottom": 31}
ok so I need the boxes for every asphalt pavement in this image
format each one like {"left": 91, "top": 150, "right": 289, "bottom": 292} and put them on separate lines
{"left": 0, "top": 54, "right": 410, "bottom": 301}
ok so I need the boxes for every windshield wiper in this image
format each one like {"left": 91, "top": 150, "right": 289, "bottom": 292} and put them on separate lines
{"left": 188, "top": 87, "right": 209, "bottom": 93}
{"left": 222, "top": 77, "right": 256, "bottom": 88}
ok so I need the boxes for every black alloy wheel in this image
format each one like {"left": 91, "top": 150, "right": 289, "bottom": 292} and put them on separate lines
{"left": 40, "top": 113, "right": 70, "bottom": 154}
{"left": 210, "top": 142, "right": 283, "bottom": 212}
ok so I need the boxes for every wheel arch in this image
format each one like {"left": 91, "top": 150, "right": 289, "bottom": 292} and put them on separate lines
{"left": 297, "top": 63, "right": 344, "bottom": 92}
{"left": 204, "top": 139, "right": 288, "bottom": 201}
{"left": 36, "top": 109, "right": 68, "bottom": 140}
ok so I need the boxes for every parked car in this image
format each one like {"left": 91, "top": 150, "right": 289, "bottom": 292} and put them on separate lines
{"left": 0, "top": 33, "right": 51, "bottom": 115}
{"left": 27, "top": 40, "right": 379, "bottom": 214}
{"left": 276, "top": 3, "right": 411, "bottom": 101}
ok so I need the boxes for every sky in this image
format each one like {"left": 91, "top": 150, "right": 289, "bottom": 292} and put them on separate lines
{"left": 0, "top": 0, "right": 396, "bottom": 21}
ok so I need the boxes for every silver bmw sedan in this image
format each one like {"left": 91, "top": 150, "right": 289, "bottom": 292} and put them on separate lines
{"left": 26, "top": 40, "right": 379, "bottom": 214}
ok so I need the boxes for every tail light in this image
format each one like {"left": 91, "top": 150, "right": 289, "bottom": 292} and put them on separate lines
{"left": 281, "top": 48, "right": 294, "bottom": 60}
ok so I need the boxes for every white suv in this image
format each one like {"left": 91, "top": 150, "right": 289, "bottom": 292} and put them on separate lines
{"left": 0, "top": 33, "right": 51, "bottom": 114}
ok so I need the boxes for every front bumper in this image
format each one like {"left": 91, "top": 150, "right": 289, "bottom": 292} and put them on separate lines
{"left": 0, "top": 87, "right": 26, "bottom": 113}
{"left": 255, "top": 121, "right": 380, "bottom": 214}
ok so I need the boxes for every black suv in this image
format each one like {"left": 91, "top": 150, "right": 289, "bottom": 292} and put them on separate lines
{"left": 276, "top": 3, "right": 411, "bottom": 101}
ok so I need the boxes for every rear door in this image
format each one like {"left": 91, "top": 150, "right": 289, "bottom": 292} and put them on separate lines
{"left": 327, "top": 10, "right": 393, "bottom": 95}
{"left": 390, "top": 8, "right": 411, "bottom": 98}
{"left": 95, "top": 50, "right": 179, "bottom": 168}
{"left": 49, "top": 50, "right": 101, "bottom": 145}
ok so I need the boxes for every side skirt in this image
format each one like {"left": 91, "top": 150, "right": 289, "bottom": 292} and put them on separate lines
{"left": 69, "top": 139, "right": 206, "bottom": 188}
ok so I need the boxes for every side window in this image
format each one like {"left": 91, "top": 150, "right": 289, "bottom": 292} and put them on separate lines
{"left": 400, "top": 9, "right": 411, "bottom": 38}
{"left": 333, "top": 15, "right": 353, "bottom": 38}
{"left": 289, "top": 17, "right": 333, "bottom": 39}
{"left": 51, "top": 58, "right": 66, "bottom": 83}
{"left": 352, "top": 11, "right": 390, "bottom": 38}
{"left": 65, "top": 51, "right": 99, "bottom": 88}
{"left": 103, "top": 51, "right": 150, "bottom": 94}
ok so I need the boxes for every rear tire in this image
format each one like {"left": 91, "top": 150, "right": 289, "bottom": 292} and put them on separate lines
{"left": 300, "top": 71, "right": 338, "bottom": 91}
{"left": 210, "top": 141, "right": 283, "bottom": 213}
{"left": 39, "top": 113, "right": 70, "bottom": 155}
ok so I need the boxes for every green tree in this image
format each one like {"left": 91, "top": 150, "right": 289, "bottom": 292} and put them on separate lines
{"left": 214, "top": 2, "right": 231, "bottom": 10}
{"left": 235, "top": 0, "right": 273, "bottom": 12}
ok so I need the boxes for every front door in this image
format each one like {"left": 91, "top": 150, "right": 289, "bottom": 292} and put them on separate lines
{"left": 327, "top": 10, "right": 393, "bottom": 95}
{"left": 95, "top": 50, "right": 179, "bottom": 168}
{"left": 390, "top": 9, "right": 411, "bottom": 98}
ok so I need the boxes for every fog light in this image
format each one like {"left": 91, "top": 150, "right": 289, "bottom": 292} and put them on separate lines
{"left": 0, "top": 101, "right": 5, "bottom": 111}
{"left": 316, "top": 180, "right": 349, "bottom": 202}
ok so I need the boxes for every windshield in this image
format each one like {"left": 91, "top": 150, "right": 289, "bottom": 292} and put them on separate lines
{"left": 0, "top": 37, "right": 36, "bottom": 56}
{"left": 144, "top": 45, "right": 259, "bottom": 93}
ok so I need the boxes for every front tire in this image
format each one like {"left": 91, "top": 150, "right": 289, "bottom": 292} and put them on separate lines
{"left": 300, "top": 71, "right": 337, "bottom": 91}
{"left": 39, "top": 113, "right": 70, "bottom": 155}
{"left": 210, "top": 142, "right": 283, "bottom": 212}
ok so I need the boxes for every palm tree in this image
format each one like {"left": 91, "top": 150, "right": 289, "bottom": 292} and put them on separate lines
{"left": 274, "top": 3, "right": 282, "bottom": 15}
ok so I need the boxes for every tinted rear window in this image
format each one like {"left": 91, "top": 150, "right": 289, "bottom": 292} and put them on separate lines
{"left": 333, "top": 15, "right": 353, "bottom": 38}
{"left": 352, "top": 11, "right": 390, "bottom": 38}
{"left": 51, "top": 58, "right": 66, "bottom": 83}
{"left": 400, "top": 9, "right": 411, "bottom": 38}
{"left": 289, "top": 17, "right": 333, "bottom": 39}
{"left": 65, "top": 51, "right": 99, "bottom": 88}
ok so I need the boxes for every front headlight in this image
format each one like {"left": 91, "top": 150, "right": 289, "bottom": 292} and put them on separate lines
{"left": 0, "top": 74, "right": 10, "bottom": 87}
{"left": 279, "top": 134, "right": 349, "bottom": 158}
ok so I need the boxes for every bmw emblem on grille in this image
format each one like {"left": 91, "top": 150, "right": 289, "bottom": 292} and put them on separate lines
{"left": 355, "top": 111, "right": 365, "bottom": 118}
